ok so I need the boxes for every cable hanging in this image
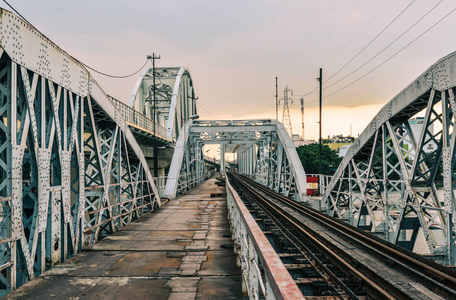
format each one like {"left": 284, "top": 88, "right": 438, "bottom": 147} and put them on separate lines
{"left": 196, "top": 101, "right": 215, "bottom": 119}
{"left": 3, "top": 0, "right": 150, "bottom": 79}
{"left": 325, "top": 0, "right": 416, "bottom": 84}
{"left": 324, "top": 0, "right": 443, "bottom": 91}
{"left": 296, "top": 0, "right": 402, "bottom": 100}
{"left": 324, "top": 5, "right": 456, "bottom": 99}
{"left": 81, "top": 59, "right": 150, "bottom": 79}
{"left": 290, "top": 0, "right": 392, "bottom": 88}
{"left": 322, "top": 0, "right": 392, "bottom": 68}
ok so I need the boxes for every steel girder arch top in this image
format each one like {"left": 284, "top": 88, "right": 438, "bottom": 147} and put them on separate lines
{"left": 322, "top": 51, "right": 456, "bottom": 265}
{"left": 0, "top": 9, "right": 160, "bottom": 295}
{"left": 253, "top": 120, "right": 306, "bottom": 200}
{"left": 164, "top": 121, "right": 207, "bottom": 197}
{"left": 129, "top": 67, "right": 197, "bottom": 142}
{"left": 164, "top": 119, "right": 307, "bottom": 201}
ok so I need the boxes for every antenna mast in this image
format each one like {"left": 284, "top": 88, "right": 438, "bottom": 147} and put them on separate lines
{"left": 300, "top": 98, "right": 304, "bottom": 140}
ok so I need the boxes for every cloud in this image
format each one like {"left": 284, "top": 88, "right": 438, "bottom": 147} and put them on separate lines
{"left": 6, "top": 0, "right": 456, "bottom": 140}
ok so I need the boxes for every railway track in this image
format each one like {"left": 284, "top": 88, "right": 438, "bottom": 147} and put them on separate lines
{"left": 228, "top": 172, "right": 456, "bottom": 300}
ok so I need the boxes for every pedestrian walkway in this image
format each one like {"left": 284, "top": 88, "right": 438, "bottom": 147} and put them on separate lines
{"left": 8, "top": 177, "right": 245, "bottom": 300}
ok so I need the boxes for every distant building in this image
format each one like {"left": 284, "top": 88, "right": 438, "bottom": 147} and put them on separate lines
{"left": 292, "top": 134, "right": 316, "bottom": 147}
{"left": 326, "top": 142, "right": 353, "bottom": 157}
{"left": 325, "top": 134, "right": 355, "bottom": 144}
{"left": 323, "top": 134, "right": 355, "bottom": 157}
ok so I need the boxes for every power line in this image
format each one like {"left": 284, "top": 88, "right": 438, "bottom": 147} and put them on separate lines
{"left": 196, "top": 101, "right": 215, "bottom": 119}
{"left": 324, "top": 5, "right": 456, "bottom": 99}
{"left": 302, "top": 1, "right": 448, "bottom": 104}
{"left": 3, "top": 0, "right": 34, "bottom": 28}
{"left": 322, "top": 0, "right": 392, "bottom": 68}
{"left": 3, "top": 0, "right": 151, "bottom": 79}
{"left": 324, "top": 0, "right": 444, "bottom": 91}
{"left": 81, "top": 60, "right": 150, "bottom": 79}
{"left": 325, "top": 0, "right": 416, "bottom": 84}
{"left": 290, "top": 1, "right": 391, "bottom": 87}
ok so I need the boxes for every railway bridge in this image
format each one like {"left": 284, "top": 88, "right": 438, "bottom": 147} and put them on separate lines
{"left": 0, "top": 7, "right": 456, "bottom": 300}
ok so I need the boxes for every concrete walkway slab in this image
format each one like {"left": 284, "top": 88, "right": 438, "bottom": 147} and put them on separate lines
{"left": 7, "top": 177, "right": 246, "bottom": 300}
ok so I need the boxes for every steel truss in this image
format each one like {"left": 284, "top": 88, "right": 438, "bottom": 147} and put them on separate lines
{"left": 129, "top": 67, "right": 197, "bottom": 142}
{"left": 322, "top": 52, "right": 456, "bottom": 265}
{"left": 0, "top": 9, "right": 159, "bottom": 296}
{"left": 164, "top": 119, "right": 307, "bottom": 201}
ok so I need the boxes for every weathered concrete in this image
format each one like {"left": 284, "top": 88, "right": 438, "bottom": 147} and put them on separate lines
{"left": 7, "top": 177, "right": 245, "bottom": 300}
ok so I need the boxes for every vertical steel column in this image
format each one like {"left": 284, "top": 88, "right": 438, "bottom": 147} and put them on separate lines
{"left": 220, "top": 144, "right": 226, "bottom": 176}
{"left": 443, "top": 90, "right": 456, "bottom": 265}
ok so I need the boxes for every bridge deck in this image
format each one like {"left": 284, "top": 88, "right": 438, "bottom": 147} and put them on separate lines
{"left": 8, "top": 177, "right": 245, "bottom": 300}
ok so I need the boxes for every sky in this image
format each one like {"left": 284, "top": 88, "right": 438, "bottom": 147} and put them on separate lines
{"left": 4, "top": 0, "right": 456, "bottom": 141}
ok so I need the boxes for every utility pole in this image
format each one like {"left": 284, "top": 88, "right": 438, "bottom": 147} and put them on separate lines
{"left": 300, "top": 98, "right": 305, "bottom": 140}
{"left": 318, "top": 68, "right": 322, "bottom": 174}
{"left": 275, "top": 77, "right": 278, "bottom": 120}
{"left": 148, "top": 53, "right": 161, "bottom": 177}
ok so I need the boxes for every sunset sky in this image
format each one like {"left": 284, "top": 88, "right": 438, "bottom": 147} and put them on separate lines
{"left": 6, "top": 0, "right": 456, "bottom": 141}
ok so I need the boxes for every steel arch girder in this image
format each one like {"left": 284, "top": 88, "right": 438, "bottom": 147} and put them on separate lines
{"left": 322, "top": 52, "right": 456, "bottom": 264}
{"left": 129, "top": 66, "right": 197, "bottom": 142}
{"left": 0, "top": 8, "right": 161, "bottom": 295}
{"left": 164, "top": 119, "right": 307, "bottom": 201}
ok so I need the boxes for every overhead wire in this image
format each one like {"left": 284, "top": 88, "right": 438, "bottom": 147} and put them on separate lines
{"left": 2, "top": 0, "right": 151, "bottom": 79}
{"left": 325, "top": 0, "right": 416, "bottom": 84}
{"left": 322, "top": 0, "right": 392, "bottom": 68}
{"left": 324, "top": 0, "right": 444, "bottom": 91}
{"left": 3, "top": 0, "right": 33, "bottom": 28}
{"left": 196, "top": 101, "right": 215, "bottom": 119}
{"left": 296, "top": 0, "right": 401, "bottom": 101}
{"left": 290, "top": 0, "right": 391, "bottom": 87}
{"left": 81, "top": 60, "right": 151, "bottom": 79}
{"left": 299, "top": 0, "right": 446, "bottom": 105}
{"left": 323, "top": 4, "right": 456, "bottom": 99}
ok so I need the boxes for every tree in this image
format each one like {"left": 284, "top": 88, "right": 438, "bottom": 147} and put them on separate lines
{"left": 296, "top": 144, "right": 342, "bottom": 175}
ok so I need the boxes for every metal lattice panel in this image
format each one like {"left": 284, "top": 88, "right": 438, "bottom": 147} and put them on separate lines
{"left": 322, "top": 52, "right": 456, "bottom": 265}
{"left": 0, "top": 9, "right": 160, "bottom": 296}
{"left": 164, "top": 119, "right": 307, "bottom": 201}
{"left": 129, "top": 67, "right": 197, "bottom": 142}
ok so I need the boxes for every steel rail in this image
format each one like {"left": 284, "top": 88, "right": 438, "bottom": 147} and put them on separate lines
{"left": 237, "top": 174, "right": 456, "bottom": 298}
{"left": 230, "top": 175, "right": 359, "bottom": 299}
{"left": 230, "top": 173, "right": 396, "bottom": 300}
{"left": 231, "top": 172, "right": 456, "bottom": 299}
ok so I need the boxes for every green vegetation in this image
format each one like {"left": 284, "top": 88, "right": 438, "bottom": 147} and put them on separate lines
{"left": 296, "top": 144, "right": 342, "bottom": 175}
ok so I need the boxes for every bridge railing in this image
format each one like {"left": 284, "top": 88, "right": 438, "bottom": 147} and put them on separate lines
{"left": 319, "top": 174, "right": 332, "bottom": 196}
{"left": 177, "top": 172, "right": 206, "bottom": 195}
{"left": 193, "top": 119, "right": 273, "bottom": 127}
{"left": 226, "top": 176, "right": 304, "bottom": 299}
{"left": 109, "top": 96, "right": 168, "bottom": 139}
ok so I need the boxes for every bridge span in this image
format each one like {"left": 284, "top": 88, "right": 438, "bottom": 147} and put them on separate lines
{"left": 1, "top": 6, "right": 456, "bottom": 300}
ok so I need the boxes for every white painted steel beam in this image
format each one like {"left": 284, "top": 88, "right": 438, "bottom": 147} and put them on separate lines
{"left": 321, "top": 51, "right": 456, "bottom": 265}
{"left": 164, "top": 119, "right": 307, "bottom": 202}
{"left": 129, "top": 66, "right": 196, "bottom": 142}
{"left": 0, "top": 8, "right": 161, "bottom": 296}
